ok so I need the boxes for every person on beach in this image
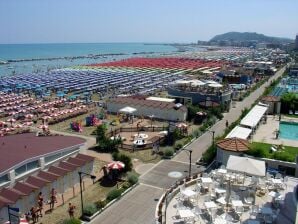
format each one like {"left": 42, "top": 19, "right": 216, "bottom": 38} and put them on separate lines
{"left": 50, "top": 188, "right": 57, "bottom": 210}
{"left": 37, "top": 192, "right": 44, "bottom": 217}
{"left": 30, "top": 207, "right": 38, "bottom": 223}
{"left": 68, "top": 203, "right": 76, "bottom": 218}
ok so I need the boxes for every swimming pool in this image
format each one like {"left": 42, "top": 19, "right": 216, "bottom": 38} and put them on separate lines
{"left": 279, "top": 121, "right": 298, "bottom": 140}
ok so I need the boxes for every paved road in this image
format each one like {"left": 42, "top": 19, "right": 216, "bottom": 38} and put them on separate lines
{"left": 91, "top": 66, "right": 287, "bottom": 224}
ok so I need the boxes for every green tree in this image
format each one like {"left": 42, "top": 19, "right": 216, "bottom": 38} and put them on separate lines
{"left": 94, "top": 125, "right": 121, "bottom": 152}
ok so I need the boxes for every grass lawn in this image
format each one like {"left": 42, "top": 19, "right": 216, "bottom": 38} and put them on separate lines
{"left": 284, "top": 114, "right": 298, "bottom": 119}
{"left": 248, "top": 142, "right": 298, "bottom": 162}
{"left": 119, "top": 149, "right": 161, "bottom": 164}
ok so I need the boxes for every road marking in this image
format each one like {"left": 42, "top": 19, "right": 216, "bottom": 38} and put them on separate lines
{"left": 139, "top": 183, "right": 164, "bottom": 190}
{"left": 139, "top": 160, "right": 163, "bottom": 178}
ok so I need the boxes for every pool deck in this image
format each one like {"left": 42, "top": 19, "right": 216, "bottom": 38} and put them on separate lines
{"left": 252, "top": 115, "right": 298, "bottom": 147}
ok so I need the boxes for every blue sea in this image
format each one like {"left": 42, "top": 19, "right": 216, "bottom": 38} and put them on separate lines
{"left": 0, "top": 43, "right": 177, "bottom": 76}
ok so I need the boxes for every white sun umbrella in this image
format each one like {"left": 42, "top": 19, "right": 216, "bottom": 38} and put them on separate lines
{"left": 226, "top": 155, "right": 266, "bottom": 177}
{"left": 119, "top": 106, "right": 137, "bottom": 114}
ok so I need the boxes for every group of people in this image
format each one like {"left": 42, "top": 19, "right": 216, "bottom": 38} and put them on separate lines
{"left": 25, "top": 188, "right": 57, "bottom": 223}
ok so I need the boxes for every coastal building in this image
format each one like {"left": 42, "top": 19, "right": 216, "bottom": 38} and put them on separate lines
{"left": 0, "top": 133, "right": 86, "bottom": 188}
{"left": 216, "top": 137, "right": 250, "bottom": 166}
{"left": 261, "top": 95, "right": 281, "bottom": 115}
{"left": 167, "top": 79, "right": 232, "bottom": 108}
{"left": 0, "top": 133, "right": 94, "bottom": 221}
{"left": 106, "top": 96, "right": 187, "bottom": 121}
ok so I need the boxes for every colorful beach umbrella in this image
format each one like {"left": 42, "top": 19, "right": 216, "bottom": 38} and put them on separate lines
{"left": 107, "top": 161, "right": 125, "bottom": 170}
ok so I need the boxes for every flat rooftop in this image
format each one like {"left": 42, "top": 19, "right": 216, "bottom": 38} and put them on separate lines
{"left": 0, "top": 133, "right": 85, "bottom": 174}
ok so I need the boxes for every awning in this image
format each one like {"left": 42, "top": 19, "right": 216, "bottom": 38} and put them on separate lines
{"left": 225, "top": 125, "right": 252, "bottom": 140}
{"left": 240, "top": 104, "right": 268, "bottom": 128}
{"left": 226, "top": 155, "right": 265, "bottom": 177}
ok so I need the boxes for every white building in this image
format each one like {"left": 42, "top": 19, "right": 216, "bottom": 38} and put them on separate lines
{"left": 107, "top": 96, "right": 187, "bottom": 121}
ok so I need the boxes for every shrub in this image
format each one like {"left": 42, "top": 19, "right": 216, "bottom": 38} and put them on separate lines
{"left": 95, "top": 200, "right": 107, "bottom": 210}
{"left": 112, "top": 152, "right": 133, "bottom": 172}
{"left": 106, "top": 189, "right": 123, "bottom": 202}
{"left": 121, "top": 182, "right": 131, "bottom": 190}
{"left": 174, "top": 143, "right": 183, "bottom": 151}
{"left": 83, "top": 203, "right": 98, "bottom": 216}
{"left": 127, "top": 172, "right": 138, "bottom": 185}
{"left": 62, "top": 218, "right": 81, "bottom": 224}
{"left": 202, "top": 145, "right": 217, "bottom": 165}
{"left": 164, "top": 148, "right": 174, "bottom": 157}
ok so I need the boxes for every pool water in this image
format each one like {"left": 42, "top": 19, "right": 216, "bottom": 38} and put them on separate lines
{"left": 279, "top": 121, "right": 298, "bottom": 140}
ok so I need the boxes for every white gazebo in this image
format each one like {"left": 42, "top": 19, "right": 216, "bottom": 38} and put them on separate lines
{"left": 226, "top": 155, "right": 266, "bottom": 177}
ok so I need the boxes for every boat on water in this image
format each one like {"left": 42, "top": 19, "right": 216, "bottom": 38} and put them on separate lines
{"left": 7, "top": 66, "right": 14, "bottom": 69}
{"left": 0, "top": 60, "right": 8, "bottom": 65}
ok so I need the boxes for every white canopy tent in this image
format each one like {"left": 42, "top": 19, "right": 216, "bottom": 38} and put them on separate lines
{"left": 225, "top": 125, "right": 252, "bottom": 140}
{"left": 240, "top": 104, "right": 268, "bottom": 129}
{"left": 226, "top": 155, "right": 266, "bottom": 177}
{"left": 119, "top": 106, "right": 137, "bottom": 114}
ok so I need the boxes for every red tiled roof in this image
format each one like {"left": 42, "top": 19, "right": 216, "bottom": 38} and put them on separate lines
{"left": 48, "top": 166, "right": 71, "bottom": 176}
{"left": 0, "top": 133, "right": 85, "bottom": 174}
{"left": 216, "top": 137, "right": 250, "bottom": 152}
{"left": 261, "top": 95, "right": 280, "bottom": 102}
{"left": 75, "top": 153, "right": 95, "bottom": 163}
{"left": 58, "top": 161, "right": 79, "bottom": 171}
{"left": 13, "top": 182, "right": 38, "bottom": 196}
{"left": 67, "top": 157, "right": 86, "bottom": 166}
{"left": 37, "top": 171, "right": 60, "bottom": 182}
{"left": 25, "top": 176, "right": 50, "bottom": 188}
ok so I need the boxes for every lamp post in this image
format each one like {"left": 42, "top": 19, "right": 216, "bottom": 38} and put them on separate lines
{"left": 184, "top": 149, "right": 193, "bottom": 178}
{"left": 78, "top": 171, "right": 96, "bottom": 217}
{"left": 207, "top": 130, "right": 215, "bottom": 147}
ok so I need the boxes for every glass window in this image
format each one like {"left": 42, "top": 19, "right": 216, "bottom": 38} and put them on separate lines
{"left": 15, "top": 165, "right": 26, "bottom": 176}
{"left": 0, "top": 174, "right": 9, "bottom": 184}
{"left": 15, "top": 160, "right": 39, "bottom": 176}
{"left": 45, "top": 153, "right": 61, "bottom": 163}
{"left": 27, "top": 160, "right": 39, "bottom": 170}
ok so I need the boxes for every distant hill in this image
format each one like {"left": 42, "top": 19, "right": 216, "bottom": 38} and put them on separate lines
{"left": 210, "top": 32, "right": 293, "bottom": 44}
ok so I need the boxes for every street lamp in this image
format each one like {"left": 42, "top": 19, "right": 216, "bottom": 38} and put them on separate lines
{"left": 207, "top": 130, "right": 215, "bottom": 147}
{"left": 184, "top": 149, "right": 193, "bottom": 178}
{"left": 78, "top": 171, "right": 96, "bottom": 217}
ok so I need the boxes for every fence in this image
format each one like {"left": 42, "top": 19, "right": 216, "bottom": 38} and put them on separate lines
{"left": 106, "top": 126, "right": 168, "bottom": 138}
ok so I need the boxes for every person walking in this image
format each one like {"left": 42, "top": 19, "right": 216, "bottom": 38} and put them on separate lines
{"left": 37, "top": 192, "right": 44, "bottom": 217}
{"left": 68, "top": 203, "right": 76, "bottom": 218}
{"left": 225, "top": 120, "right": 229, "bottom": 128}
{"left": 50, "top": 188, "right": 57, "bottom": 210}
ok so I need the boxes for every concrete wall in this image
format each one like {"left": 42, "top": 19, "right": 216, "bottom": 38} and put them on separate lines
{"left": 216, "top": 148, "right": 244, "bottom": 166}
{"left": 167, "top": 87, "right": 232, "bottom": 105}
{"left": 217, "top": 148, "right": 298, "bottom": 177}
{"left": 107, "top": 102, "right": 187, "bottom": 121}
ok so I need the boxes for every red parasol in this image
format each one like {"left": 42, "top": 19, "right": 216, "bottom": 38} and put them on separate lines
{"left": 107, "top": 161, "right": 125, "bottom": 170}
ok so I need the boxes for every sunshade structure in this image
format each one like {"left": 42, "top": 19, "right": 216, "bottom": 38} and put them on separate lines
{"left": 226, "top": 155, "right": 266, "bottom": 177}
{"left": 240, "top": 104, "right": 268, "bottom": 129}
{"left": 107, "top": 161, "right": 125, "bottom": 170}
{"left": 119, "top": 106, "right": 137, "bottom": 114}
{"left": 225, "top": 126, "right": 252, "bottom": 140}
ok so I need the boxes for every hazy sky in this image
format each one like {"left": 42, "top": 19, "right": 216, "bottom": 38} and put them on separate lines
{"left": 0, "top": 0, "right": 297, "bottom": 44}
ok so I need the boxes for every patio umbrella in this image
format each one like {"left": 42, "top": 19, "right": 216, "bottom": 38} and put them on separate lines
{"left": 25, "top": 114, "right": 34, "bottom": 119}
{"left": 107, "top": 161, "right": 125, "bottom": 170}
{"left": 7, "top": 118, "right": 16, "bottom": 126}
{"left": 226, "top": 155, "right": 266, "bottom": 177}
{"left": 38, "top": 124, "right": 49, "bottom": 130}
{"left": 15, "top": 124, "right": 23, "bottom": 128}
{"left": 5, "top": 218, "right": 29, "bottom": 224}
